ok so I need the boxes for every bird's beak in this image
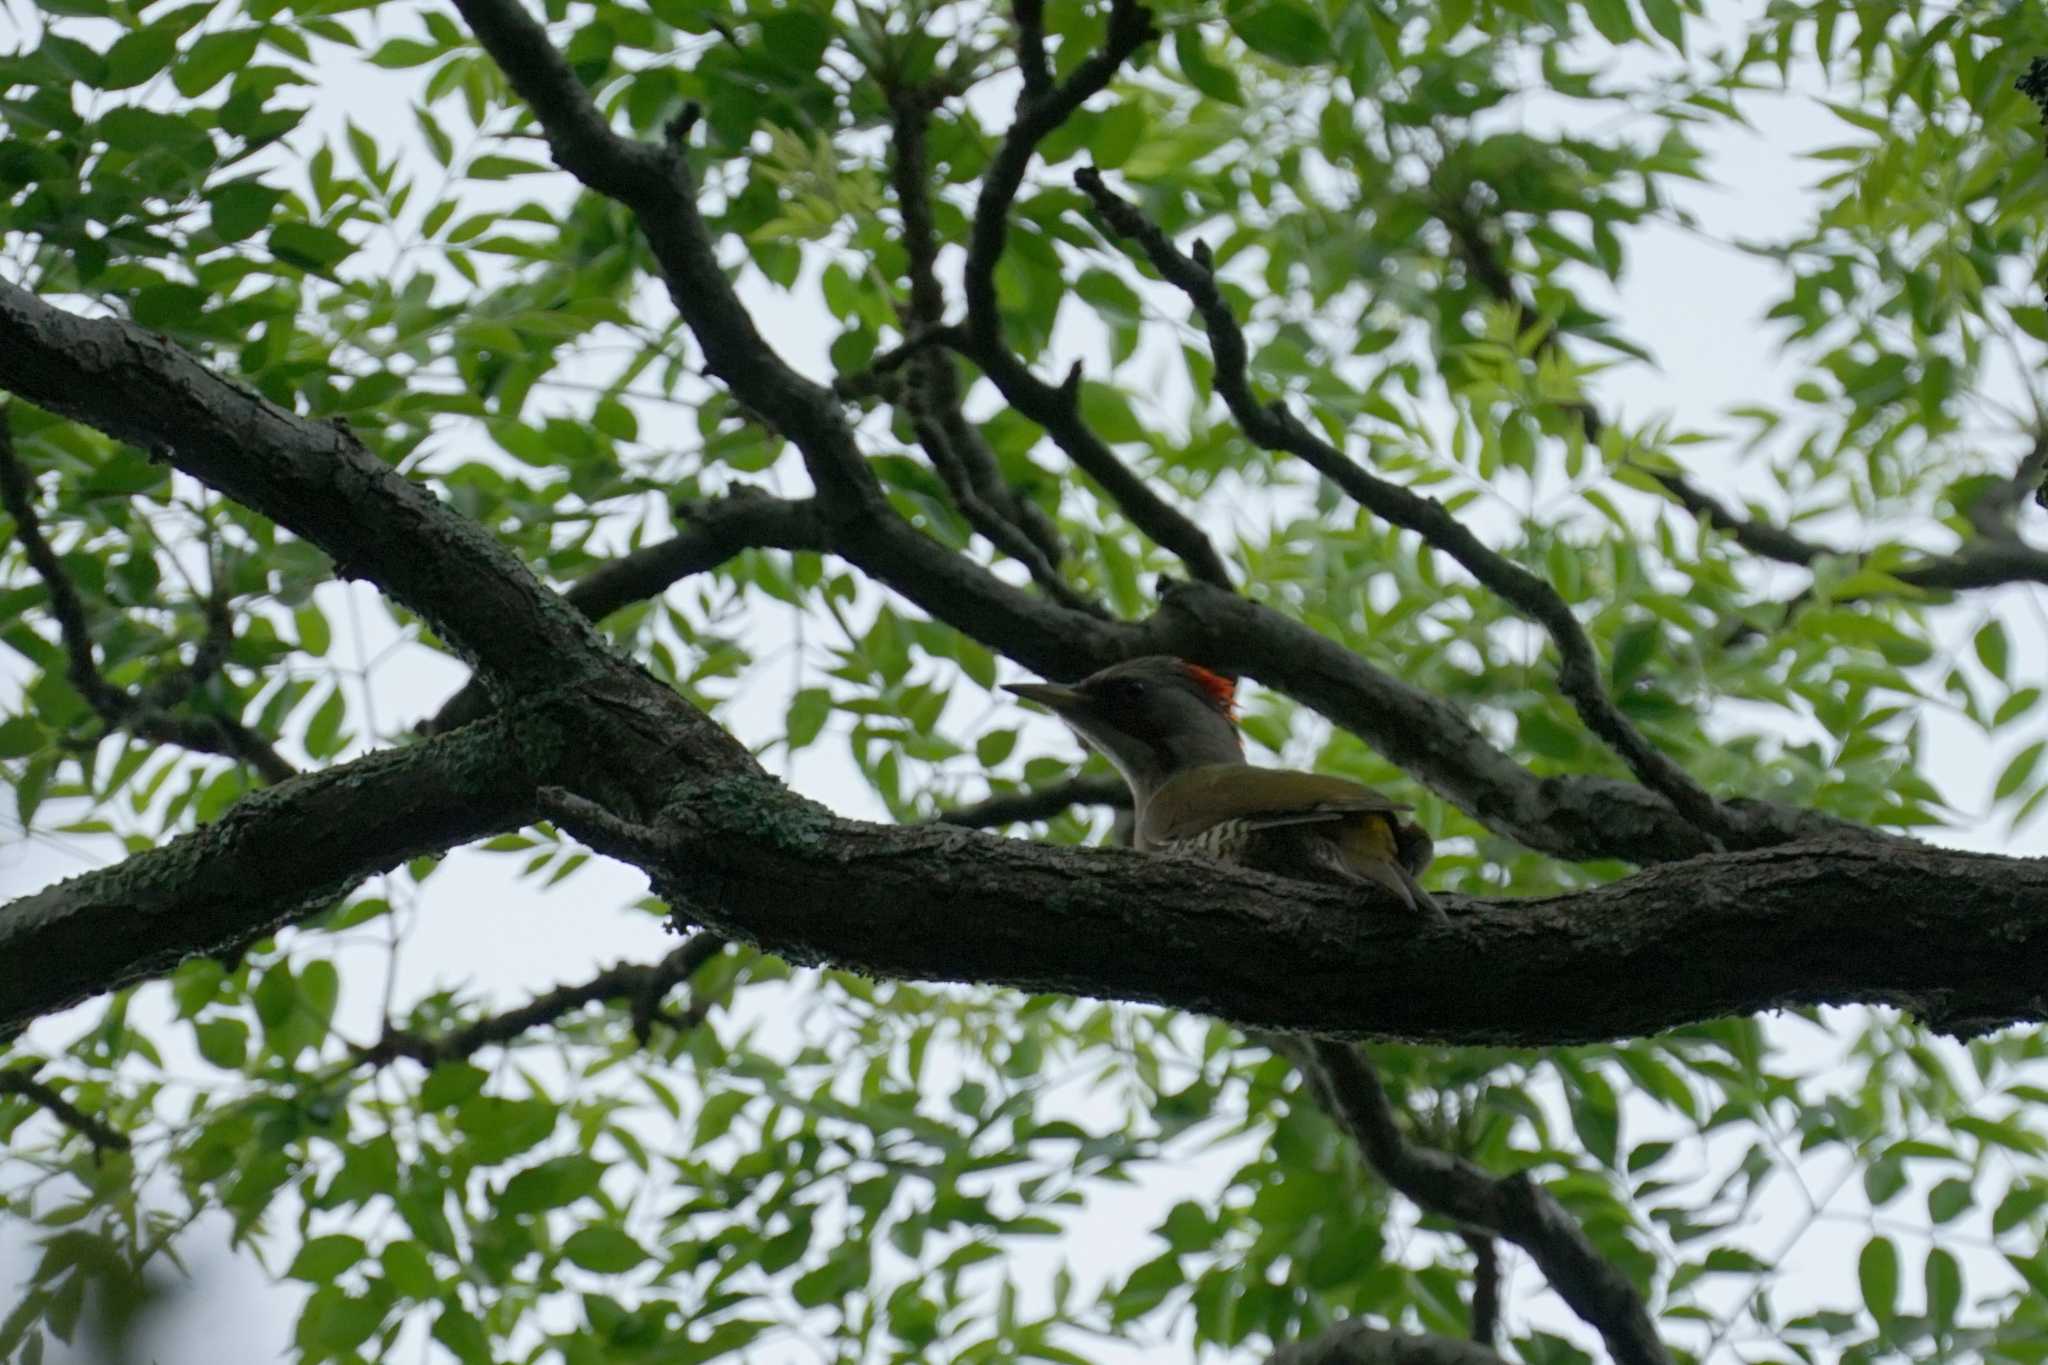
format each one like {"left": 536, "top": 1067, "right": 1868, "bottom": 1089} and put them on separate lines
{"left": 1004, "top": 681, "right": 1091, "bottom": 715}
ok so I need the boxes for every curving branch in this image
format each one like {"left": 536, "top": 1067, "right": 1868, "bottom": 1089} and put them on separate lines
{"left": 948, "top": 0, "right": 1233, "bottom": 589}
{"left": 360, "top": 932, "right": 729, "bottom": 1063}
{"left": 883, "top": 84, "right": 1078, "bottom": 589}
{"left": 0, "top": 281, "right": 617, "bottom": 702}
{"left": 0, "top": 1066, "right": 132, "bottom": 1153}
{"left": 1075, "top": 168, "right": 1736, "bottom": 847}
{"left": 1437, "top": 189, "right": 2048, "bottom": 601}
{"left": 1308, "top": 1041, "right": 1668, "bottom": 1365}
{"left": 0, "top": 418, "right": 293, "bottom": 783}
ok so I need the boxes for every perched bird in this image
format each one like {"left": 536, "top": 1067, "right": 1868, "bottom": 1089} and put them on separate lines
{"left": 1006, "top": 656, "right": 1443, "bottom": 920}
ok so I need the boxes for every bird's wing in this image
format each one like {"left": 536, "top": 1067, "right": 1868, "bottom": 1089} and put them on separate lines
{"left": 1141, "top": 765, "right": 1412, "bottom": 844}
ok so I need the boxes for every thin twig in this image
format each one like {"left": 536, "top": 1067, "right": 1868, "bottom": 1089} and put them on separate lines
{"left": 885, "top": 82, "right": 1086, "bottom": 602}
{"left": 0, "top": 416, "right": 294, "bottom": 783}
{"left": 0, "top": 1066, "right": 132, "bottom": 1153}
{"left": 359, "top": 932, "right": 729, "bottom": 1066}
{"left": 948, "top": 0, "right": 1233, "bottom": 588}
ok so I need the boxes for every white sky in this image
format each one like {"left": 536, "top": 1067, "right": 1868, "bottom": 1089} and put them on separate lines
{"left": 3, "top": 1, "right": 2045, "bottom": 1362}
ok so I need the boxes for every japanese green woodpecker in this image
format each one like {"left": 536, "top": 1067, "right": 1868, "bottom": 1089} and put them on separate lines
{"left": 1006, "top": 656, "right": 1442, "bottom": 920}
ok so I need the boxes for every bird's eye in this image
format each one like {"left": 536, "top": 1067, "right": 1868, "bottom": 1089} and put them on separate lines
{"left": 1108, "top": 678, "right": 1147, "bottom": 701}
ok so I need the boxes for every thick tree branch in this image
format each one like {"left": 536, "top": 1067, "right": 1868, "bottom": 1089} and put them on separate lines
{"left": 0, "top": 420, "right": 293, "bottom": 783}
{"left": 531, "top": 789, "right": 2042, "bottom": 1044}
{"left": 0, "top": 1067, "right": 132, "bottom": 1153}
{"left": 1076, "top": 168, "right": 1736, "bottom": 847}
{"left": 360, "top": 932, "right": 728, "bottom": 1063}
{"left": 0, "top": 714, "right": 539, "bottom": 1029}
{"left": 0, "top": 281, "right": 615, "bottom": 702}
{"left": 1267, "top": 1320, "right": 1509, "bottom": 1365}
{"left": 1309, "top": 1042, "right": 1668, "bottom": 1365}
{"left": 4, "top": 276, "right": 1851, "bottom": 872}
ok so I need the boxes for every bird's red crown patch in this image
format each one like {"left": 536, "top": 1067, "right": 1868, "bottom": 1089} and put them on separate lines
{"left": 1180, "top": 662, "right": 1238, "bottom": 718}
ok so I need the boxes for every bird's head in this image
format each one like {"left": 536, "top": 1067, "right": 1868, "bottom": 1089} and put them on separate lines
{"left": 1005, "top": 656, "right": 1244, "bottom": 796}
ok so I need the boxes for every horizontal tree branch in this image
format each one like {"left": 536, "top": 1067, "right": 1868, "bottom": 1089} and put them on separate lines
{"left": 534, "top": 787, "right": 2046, "bottom": 1046}
{"left": 1308, "top": 1042, "right": 1667, "bottom": 1365}
{"left": 0, "top": 714, "right": 539, "bottom": 1029}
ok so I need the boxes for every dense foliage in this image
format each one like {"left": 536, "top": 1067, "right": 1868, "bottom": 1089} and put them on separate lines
{"left": 4, "top": 0, "right": 2048, "bottom": 1362}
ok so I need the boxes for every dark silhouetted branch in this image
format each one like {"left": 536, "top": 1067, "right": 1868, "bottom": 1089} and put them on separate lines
{"left": 1468, "top": 1234, "right": 1501, "bottom": 1347}
{"left": 361, "top": 932, "right": 729, "bottom": 1064}
{"left": 0, "top": 1066, "right": 132, "bottom": 1154}
{"left": 1076, "top": 167, "right": 1736, "bottom": 847}
{"left": 0, "top": 415, "right": 294, "bottom": 783}
{"left": 421, "top": 490, "right": 828, "bottom": 735}
{"left": 1309, "top": 1041, "right": 1668, "bottom": 1365}
{"left": 947, "top": 0, "right": 1231, "bottom": 588}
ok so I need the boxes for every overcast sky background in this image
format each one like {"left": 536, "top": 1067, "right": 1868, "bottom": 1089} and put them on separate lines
{"left": 4, "top": 0, "right": 2045, "bottom": 1360}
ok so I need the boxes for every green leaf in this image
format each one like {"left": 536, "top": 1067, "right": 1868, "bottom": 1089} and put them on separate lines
{"left": 380, "top": 1241, "right": 438, "bottom": 1298}
{"left": 269, "top": 222, "right": 357, "bottom": 276}
{"left": 1974, "top": 621, "right": 2009, "bottom": 680}
{"left": 1858, "top": 1235, "right": 1898, "bottom": 1323}
{"left": 1995, "top": 740, "right": 2043, "bottom": 802}
{"left": 499, "top": 1156, "right": 606, "bottom": 1215}
{"left": 287, "top": 1235, "right": 366, "bottom": 1284}
{"left": 1924, "top": 1246, "right": 1961, "bottom": 1328}
{"left": 786, "top": 688, "right": 831, "bottom": 751}
{"left": 1927, "top": 1177, "right": 1972, "bottom": 1224}
{"left": 370, "top": 37, "right": 442, "bottom": 68}
{"left": 304, "top": 685, "right": 347, "bottom": 759}
{"left": 295, "top": 1286, "right": 381, "bottom": 1355}
{"left": 194, "top": 1017, "right": 249, "bottom": 1069}
{"left": 1224, "top": 0, "right": 1329, "bottom": 67}
{"left": 1581, "top": 0, "right": 1635, "bottom": 43}
{"left": 1173, "top": 28, "right": 1244, "bottom": 103}
{"left": 693, "top": 1090, "right": 750, "bottom": 1147}
{"left": 102, "top": 26, "right": 177, "bottom": 89}
{"left": 561, "top": 1226, "right": 647, "bottom": 1274}
{"left": 209, "top": 181, "right": 284, "bottom": 243}
{"left": 420, "top": 1062, "right": 489, "bottom": 1111}
{"left": 431, "top": 1305, "right": 491, "bottom": 1365}
{"left": 455, "top": 1096, "right": 557, "bottom": 1164}
{"left": 174, "top": 29, "right": 261, "bottom": 96}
